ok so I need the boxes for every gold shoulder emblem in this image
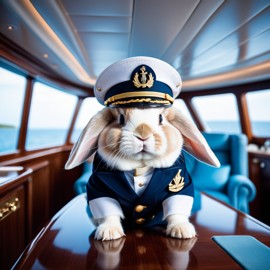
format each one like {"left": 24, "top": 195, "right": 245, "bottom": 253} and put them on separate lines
{"left": 133, "top": 66, "right": 154, "bottom": 88}
{"left": 168, "top": 169, "right": 185, "bottom": 192}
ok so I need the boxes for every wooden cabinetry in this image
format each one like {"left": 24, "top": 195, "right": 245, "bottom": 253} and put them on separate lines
{"left": 28, "top": 161, "right": 50, "bottom": 238}
{"left": 0, "top": 170, "right": 31, "bottom": 270}
{"left": 249, "top": 150, "right": 270, "bottom": 225}
{"left": 0, "top": 148, "right": 83, "bottom": 270}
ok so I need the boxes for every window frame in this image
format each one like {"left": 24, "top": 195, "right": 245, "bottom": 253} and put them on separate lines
{"left": 190, "top": 93, "right": 241, "bottom": 134}
{"left": 245, "top": 90, "right": 270, "bottom": 138}
{"left": 0, "top": 64, "right": 29, "bottom": 156}
{"left": 0, "top": 59, "right": 83, "bottom": 160}
{"left": 25, "top": 81, "right": 78, "bottom": 150}
{"left": 181, "top": 79, "right": 270, "bottom": 146}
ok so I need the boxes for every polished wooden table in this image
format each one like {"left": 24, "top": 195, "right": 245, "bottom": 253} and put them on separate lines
{"left": 13, "top": 193, "right": 270, "bottom": 269}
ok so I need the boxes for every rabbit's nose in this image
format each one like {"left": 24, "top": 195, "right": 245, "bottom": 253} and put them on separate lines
{"left": 134, "top": 124, "right": 152, "bottom": 141}
{"left": 135, "top": 135, "right": 148, "bottom": 142}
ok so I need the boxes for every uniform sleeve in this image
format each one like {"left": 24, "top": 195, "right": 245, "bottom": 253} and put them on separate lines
{"left": 89, "top": 197, "right": 124, "bottom": 219}
{"left": 162, "top": 160, "right": 194, "bottom": 220}
{"left": 87, "top": 174, "right": 124, "bottom": 219}
{"left": 87, "top": 174, "right": 108, "bottom": 200}
{"left": 162, "top": 195, "right": 194, "bottom": 220}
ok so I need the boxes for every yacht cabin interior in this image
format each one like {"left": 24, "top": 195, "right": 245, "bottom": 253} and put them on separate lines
{"left": 0, "top": 0, "right": 270, "bottom": 269}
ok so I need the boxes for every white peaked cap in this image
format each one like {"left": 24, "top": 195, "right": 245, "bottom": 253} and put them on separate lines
{"left": 94, "top": 56, "right": 182, "bottom": 108}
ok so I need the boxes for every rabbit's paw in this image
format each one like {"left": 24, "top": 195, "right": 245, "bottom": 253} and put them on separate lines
{"left": 166, "top": 222, "right": 196, "bottom": 239}
{"left": 95, "top": 216, "right": 125, "bottom": 241}
{"left": 95, "top": 223, "right": 125, "bottom": 241}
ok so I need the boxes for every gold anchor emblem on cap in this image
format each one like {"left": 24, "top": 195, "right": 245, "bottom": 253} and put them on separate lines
{"left": 133, "top": 66, "right": 154, "bottom": 88}
{"left": 168, "top": 169, "right": 185, "bottom": 192}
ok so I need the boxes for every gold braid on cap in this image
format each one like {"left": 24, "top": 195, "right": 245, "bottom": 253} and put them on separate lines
{"left": 110, "top": 98, "right": 171, "bottom": 106}
{"left": 104, "top": 91, "right": 173, "bottom": 106}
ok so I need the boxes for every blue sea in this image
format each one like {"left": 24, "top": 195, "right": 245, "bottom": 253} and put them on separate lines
{"left": 0, "top": 121, "right": 269, "bottom": 153}
{"left": 0, "top": 128, "right": 81, "bottom": 153}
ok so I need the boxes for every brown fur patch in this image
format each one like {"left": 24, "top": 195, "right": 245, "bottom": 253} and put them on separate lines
{"left": 135, "top": 123, "right": 152, "bottom": 140}
{"left": 153, "top": 133, "right": 162, "bottom": 151}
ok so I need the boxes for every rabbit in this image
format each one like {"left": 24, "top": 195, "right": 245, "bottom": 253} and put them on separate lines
{"left": 65, "top": 105, "right": 220, "bottom": 241}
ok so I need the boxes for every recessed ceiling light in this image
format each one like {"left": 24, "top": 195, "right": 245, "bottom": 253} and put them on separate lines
{"left": 43, "top": 53, "right": 49, "bottom": 59}
{"left": 7, "top": 25, "right": 16, "bottom": 31}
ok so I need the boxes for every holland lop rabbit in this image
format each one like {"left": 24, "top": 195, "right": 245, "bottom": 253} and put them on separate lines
{"left": 65, "top": 105, "right": 220, "bottom": 240}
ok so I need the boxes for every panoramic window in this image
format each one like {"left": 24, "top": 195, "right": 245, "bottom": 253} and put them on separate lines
{"left": 246, "top": 90, "right": 270, "bottom": 137}
{"left": 26, "top": 82, "right": 77, "bottom": 150}
{"left": 174, "top": 99, "right": 194, "bottom": 123}
{"left": 71, "top": 97, "right": 104, "bottom": 142}
{"left": 192, "top": 93, "right": 241, "bottom": 133}
{"left": 0, "top": 67, "right": 26, "bottom": 154}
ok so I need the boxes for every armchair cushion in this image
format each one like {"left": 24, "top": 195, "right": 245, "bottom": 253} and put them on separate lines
{"left": 192, "top": 163, "right": 231, "bottom": 191}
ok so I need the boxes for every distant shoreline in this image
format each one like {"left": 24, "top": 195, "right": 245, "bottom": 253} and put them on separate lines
{"left": 0, "top": 124, "right": 16, "bottom": 128}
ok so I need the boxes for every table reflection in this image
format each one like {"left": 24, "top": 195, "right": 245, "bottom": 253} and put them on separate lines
{"left": 87, "top": 230, "right": 198, "bottom": 269}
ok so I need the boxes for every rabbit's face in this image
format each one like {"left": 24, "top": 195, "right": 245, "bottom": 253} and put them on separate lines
{"left": 98, "top": 108, "right": 183, "bottom": 170}
{"left": 65, "top": 106, "right": 220, "bottom": 171}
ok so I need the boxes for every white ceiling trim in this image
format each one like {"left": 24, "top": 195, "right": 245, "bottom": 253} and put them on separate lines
{"left": 5, "top": 0, "right": 95, "bottom": 86}
{"left": 182, "top": 60, "right": 270, "bottom": 91}
{"left": 52, "top": 0, "right": 96, "bottom": 79}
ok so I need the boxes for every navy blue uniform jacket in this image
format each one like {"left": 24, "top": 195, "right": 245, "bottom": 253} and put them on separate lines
{"left": 87, "top": 154, "right": 194, "bottom": 228}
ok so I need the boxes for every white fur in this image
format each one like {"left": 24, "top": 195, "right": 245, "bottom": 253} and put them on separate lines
{"left": 95, "top": 215, "right": 125, "bottom": 241}
{"left": 166, "top": 214, "right": 196, "bottom": 239}
{"left": 98, "top": 108, "right": 183, "bottom": 171}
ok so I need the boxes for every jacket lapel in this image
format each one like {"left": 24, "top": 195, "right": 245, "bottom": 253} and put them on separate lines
{"left": 96, "top": 171, "right": 139, "bottom": 202}
{"left": 142, "top": 166, "right": 181, "bottom": 198}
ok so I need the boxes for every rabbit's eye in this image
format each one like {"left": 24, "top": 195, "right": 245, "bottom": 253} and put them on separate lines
{"left": 159, "top": 114, "right": 163, "bottom": 125}
{"left": 119, "top": 114, "right": 125, "bottom": 125}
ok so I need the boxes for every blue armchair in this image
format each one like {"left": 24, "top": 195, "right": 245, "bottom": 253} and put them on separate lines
{"left": 73, "top": 162, "right": 92, "bottom": 195}
{"left": 184, "top": 133, "right": 256, "bottom": 213}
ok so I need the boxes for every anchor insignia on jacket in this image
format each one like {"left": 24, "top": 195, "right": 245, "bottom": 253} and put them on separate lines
{"left": 133, "top": 66, "right": 154, "bottom": 88}
{"left": 168, "top": 169, "right": 185, "bottom": 192}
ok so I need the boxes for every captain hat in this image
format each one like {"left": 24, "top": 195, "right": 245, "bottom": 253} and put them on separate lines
{"left": 94, "top": 56, "right": 182, "bottom": 108}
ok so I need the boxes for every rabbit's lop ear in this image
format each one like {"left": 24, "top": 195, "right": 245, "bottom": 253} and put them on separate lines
{"left": 166, "top": 107, "right": 220, "bottom": 167}
{"left": 65, "top": 108, "right": 113, "bottom": 170}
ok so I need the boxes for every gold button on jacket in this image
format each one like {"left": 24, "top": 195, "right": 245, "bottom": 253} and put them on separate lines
{"left": 135, "top": 205, "right": 147, "bottom": 212}
{"left": 136, "top": 218, "right": 146, "bottom": 224}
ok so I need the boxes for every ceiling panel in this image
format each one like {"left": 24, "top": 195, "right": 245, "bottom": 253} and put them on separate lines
{"left": 182, "top": 0, "right": 270, "bottom": 59}
{"left": 176, "top": 0, "right": 270, "bottom": 79}
{"left": 59, "top": 0, "right": 133, "bottom": 77}
{"left": 71, "top": 16, "right": 132, "bottom": 33}
{"left": 1, "top": 0, "right": 270, "bottom": 90}
{"left": 163, "top": 0, "right": 224, "bottom": 63}
{"left": 129, "top": 0, "right": 200, "bottom": 57}
{"left": 60, "top": 0, "right": 133, "bottom": 16}
{"left": 80, "top": 32, "right": 130, "bottom": 75}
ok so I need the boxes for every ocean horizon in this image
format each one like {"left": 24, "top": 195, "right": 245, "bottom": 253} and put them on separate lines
{"left": 0, "top": 121, "right": 269, "bottom": 153}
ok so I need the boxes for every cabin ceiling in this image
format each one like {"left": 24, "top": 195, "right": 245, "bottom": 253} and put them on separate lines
{"left": 1, "top": 0, "right": 270, "bottom": 91}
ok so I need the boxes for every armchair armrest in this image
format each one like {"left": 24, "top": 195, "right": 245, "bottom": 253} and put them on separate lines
{"left": 74, "top": 171, "right": 92, "bottom": 195}
{"left": 74, "top": 162, "right": 93, "bottom": 195}
{"left": 227, "top": 175, "right": 256, "bottom": 213}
